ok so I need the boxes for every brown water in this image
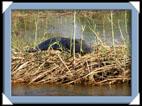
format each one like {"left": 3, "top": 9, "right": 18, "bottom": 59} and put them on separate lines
{"left": 12, "top": 83, "right": 131, "bottom": 96}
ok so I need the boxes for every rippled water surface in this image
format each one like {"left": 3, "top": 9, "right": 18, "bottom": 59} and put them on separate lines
{"left": 12, "top": 83, "right": 131, "bottom": 96}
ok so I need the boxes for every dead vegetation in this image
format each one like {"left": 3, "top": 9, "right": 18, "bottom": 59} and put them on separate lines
{"left": 11, "top": 45, "right": 131, "bottom": 85}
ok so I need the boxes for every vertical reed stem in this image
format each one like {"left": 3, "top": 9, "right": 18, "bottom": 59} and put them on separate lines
{"left": 118, "top": 20, "right": 127, "bottom": 47}
{"left": 22, "top": 10, "right": 28, "bottom": 39}
{"left": 80, "top": 25, "right": 86, "bottom": 53}
{"left": 70, "top": 32, "right": 72, "bottom": 55}
{"left": 125, "top": 11, "right": 128, "bottom": 37}
{"left": 34, "top": 11, "right": 39, "bottom": 48}
{"left": 103, "top": 15, "right": 106, "bottom": 44}
{"left": 125, "top": 11, "right": 130, "bottom": 54}
{"left": 110, "top": 11, "right": 115, "bottom": 54}
{"left": 73, "top": 10, "right": 76, "bottom": 65}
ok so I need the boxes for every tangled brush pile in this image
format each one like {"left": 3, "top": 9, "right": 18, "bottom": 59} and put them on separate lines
{"left": 12, "top": 45, "right": 131, "bottom": 85}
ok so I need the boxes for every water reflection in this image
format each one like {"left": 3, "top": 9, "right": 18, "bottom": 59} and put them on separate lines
{"left": 12, "top": 83, "right": 131, "bottom": 96}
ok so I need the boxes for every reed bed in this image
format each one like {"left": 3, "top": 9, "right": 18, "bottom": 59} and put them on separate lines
{"left": 11, "top": 44, "right": 131, "bottom": 85}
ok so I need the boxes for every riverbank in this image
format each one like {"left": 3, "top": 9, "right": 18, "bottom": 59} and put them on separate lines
{"left": 12, "top": 44, "right": 131, "bottom": 85}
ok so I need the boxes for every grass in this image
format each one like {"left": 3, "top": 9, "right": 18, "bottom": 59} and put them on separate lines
{"left": 11, "top": 10, "right": 131, "bottom": 85}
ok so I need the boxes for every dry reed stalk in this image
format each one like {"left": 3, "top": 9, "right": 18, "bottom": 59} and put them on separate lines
{"left": 12, "top": 57, "right": 24, "bottom": 60}
{"left": 11, "top": 45, "right": 131, "bottom": 85}
{"left": 66, "top": 65, "right": 115, "bottom": 85}
{"left": 57, "top": 53, "right": 71, "bottom": 71}
{"left": 28, "top": 65, "right": 59, "bottom": 84}
{"left": 86, "top": 60, "right": 91, "bottom": 73}
{"left": 12, "top": 61, "right": 32, "bottom": 75}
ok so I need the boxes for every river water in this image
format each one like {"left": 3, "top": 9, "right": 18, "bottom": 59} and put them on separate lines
{"left": 12, "top": 83, "right": 131, "bottom": 96}
{"left": 11, "top": 10, "right": 131, "bottom": 96}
